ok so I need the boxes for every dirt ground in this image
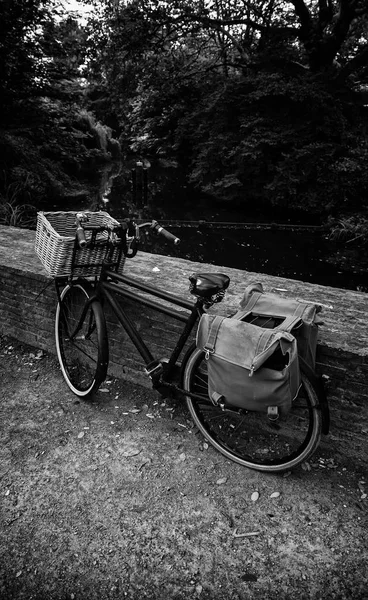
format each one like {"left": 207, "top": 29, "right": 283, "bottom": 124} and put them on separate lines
{"left": 0, "top": 334, "right": 367, "bottom": 600}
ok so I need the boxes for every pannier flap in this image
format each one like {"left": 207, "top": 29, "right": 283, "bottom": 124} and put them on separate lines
{"left": 197, "top": 314, "right": 299, "bottom": 374}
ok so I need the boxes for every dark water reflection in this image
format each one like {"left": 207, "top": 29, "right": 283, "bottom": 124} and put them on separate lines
{"left": 134, "top": 225, "right": 367, "bottom": 291}
{"left": 93, "top": 161, "right": 366, "bottom": 293}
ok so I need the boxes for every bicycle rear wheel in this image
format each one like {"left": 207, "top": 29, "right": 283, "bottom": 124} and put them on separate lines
{"left": 182, "top": 348, "right": 322, "bottom": 473}
{"left": 55, "top": 283, "right": 108, "bottom": 397}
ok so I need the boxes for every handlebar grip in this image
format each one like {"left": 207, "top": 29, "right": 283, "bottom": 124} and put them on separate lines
{"left": 152, "top": 222, "right": 180, "bottom": 245}
{"left": 75, "top": 215, "right": 87, "bottom": 248}
{"left": 76, "top": 226, "right": 87, "bottom": 248}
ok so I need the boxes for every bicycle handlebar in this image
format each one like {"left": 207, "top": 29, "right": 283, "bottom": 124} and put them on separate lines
{"left": 150, "top": 220, "right": 180, "bottom": 245}
{"left": 74, "top": 214, "right": 180, "bottom": 249}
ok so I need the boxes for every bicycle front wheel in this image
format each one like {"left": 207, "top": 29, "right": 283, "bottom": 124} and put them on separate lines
{"left": 55, "top": 283, "right": 108, "bottom": 397}
{"left": 182, "top": 348, "right": 322, "bottom": 473}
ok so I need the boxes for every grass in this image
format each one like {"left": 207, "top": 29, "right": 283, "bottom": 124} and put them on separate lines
{"left": 328, "top": 215, "right": 368, "bottom": 246}
{"left": 0, "top": 173, "right": 36, "bottom": 228}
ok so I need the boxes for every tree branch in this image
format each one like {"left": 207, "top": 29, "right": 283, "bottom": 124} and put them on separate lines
{"left": 288, "top": 0, "right": 312, "bottom": 32}
{"left": 325, "top": 0, "right": 360, "bottom": 61}
{"left": 194, "top": 15, "right": 300, "bottom": 39}
{"left": 318, "top": 0, "right": 334, "bottom": 28}
{"left": 207, "top": 21, "right": 251, "bottom": 63}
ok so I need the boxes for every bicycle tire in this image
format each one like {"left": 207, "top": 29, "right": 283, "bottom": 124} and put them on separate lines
{"left": 55, "top": 282, "right": 108, "bottom": 397}
{"left": 182, "top": 347, "right": 322, "bottom": 473}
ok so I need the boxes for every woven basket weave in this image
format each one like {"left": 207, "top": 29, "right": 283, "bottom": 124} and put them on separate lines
{"left": 35, "top": 211, "right": 126, "bottom": 278}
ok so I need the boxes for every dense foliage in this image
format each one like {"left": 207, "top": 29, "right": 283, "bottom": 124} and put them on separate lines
{"left": 1, "top": 0, "right": 368, "bottom": 225}
{"left": 85, "top": 0, "right": 368, "bottom": 218}
{"left": 0, "top": 0, "right": 120, "bottom": 224}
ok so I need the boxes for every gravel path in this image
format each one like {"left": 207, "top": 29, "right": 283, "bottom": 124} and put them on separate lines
{"left": 0, "top": 335, "right": 367, "bottom": 600}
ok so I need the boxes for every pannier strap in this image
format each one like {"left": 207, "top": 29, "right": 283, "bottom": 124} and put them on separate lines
{"left": 204, "top": 315, "right": 225, "bottom": 354}
{"left": 275, "top": 315, "right": 303, "bottom": 333}
{"left": 255, "top": 328, "right": 276, "bottom": 355}
{"left": 294, "top": 303, "right": 308, "bottom": 319}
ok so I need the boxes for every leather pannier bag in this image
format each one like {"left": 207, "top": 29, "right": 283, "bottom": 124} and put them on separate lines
{"left": 196, "top": 314, "right": 301, "bottom": 416}
{"left": 233, "top": 283, "right": 323, "bottom": 371}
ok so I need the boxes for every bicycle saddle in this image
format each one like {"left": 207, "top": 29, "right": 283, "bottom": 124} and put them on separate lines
{"left": 189, "top": 273, "right": 230, "bottom": 299}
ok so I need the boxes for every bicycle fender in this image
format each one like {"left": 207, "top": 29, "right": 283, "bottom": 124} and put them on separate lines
{"left": 180, "top": 342, "right": 197, "bottom": 381}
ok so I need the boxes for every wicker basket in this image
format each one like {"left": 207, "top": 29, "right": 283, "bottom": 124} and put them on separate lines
{"left": 35, "top": 211, "right": 126, "bottom": 278}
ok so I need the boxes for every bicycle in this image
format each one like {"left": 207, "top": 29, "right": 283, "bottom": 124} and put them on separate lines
{"left": 44, "top": 211, "right": 329, "bottom": 473}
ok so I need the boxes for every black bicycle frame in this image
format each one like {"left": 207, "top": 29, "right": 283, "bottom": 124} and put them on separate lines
{"left": 90, "top": 268, "right": 205, "bottom": 382}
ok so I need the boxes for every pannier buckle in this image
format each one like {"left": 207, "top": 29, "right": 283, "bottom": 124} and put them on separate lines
{"left": 211, "top": 392, "right": 226, "bottom": 410}
{"left": 267, "top": 406, "right": 279, "bottom": 421}
{"left": 204, "top": 348, "right": 214, "bottom": 360}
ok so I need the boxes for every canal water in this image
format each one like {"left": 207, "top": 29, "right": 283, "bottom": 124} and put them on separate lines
{"left": 130, "top": 223, "right": 368, "bottom": 291}
{"left": 92, "top": 161, "right": 367, "bottom": 293}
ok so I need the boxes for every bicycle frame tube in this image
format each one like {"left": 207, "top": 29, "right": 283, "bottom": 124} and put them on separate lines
{"left": 97, "top": 270, "right": 204, "bottom": 378}
{"left": 104, "top": 270, "right": 194, "bottom": 313}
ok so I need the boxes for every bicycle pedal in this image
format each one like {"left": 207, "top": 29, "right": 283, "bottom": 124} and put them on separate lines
{"left": 145, "top": 359, "right": 164, "bottom": 377}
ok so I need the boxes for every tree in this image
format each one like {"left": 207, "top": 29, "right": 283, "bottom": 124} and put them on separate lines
{"left": 0, "top": 0, "right": 120, "bottom": 214}
{"left": 82, "top": 2, "right": 368, "bottom": 215}
{"left": 167, "top": 0, "right": 368, "bottom": 82}
{"left": 0, "top": 0, "right": 52, "bottom": 110}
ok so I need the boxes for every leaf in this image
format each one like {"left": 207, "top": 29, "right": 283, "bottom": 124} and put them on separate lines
{"left": 216, "top": 477, "right": 227, "bottom": 485}
{"left": 251, "top": 491, "right": 259, "bottom": 502}
{"left": 270, "top": 492, "right": 280, "bottom": 498}
{"left": 241, "top": 572, "right": 258, "bottom": 581}
{"left": 234, "top": 529, "right": 260, "bottom": 538}
{"left": 123, "top": 449, "right": 141, "bottom": 457}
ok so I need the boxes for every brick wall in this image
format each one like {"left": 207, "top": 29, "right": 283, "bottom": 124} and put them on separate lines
{"left": 0, "top": 225, "right": 367, "bottom": 460}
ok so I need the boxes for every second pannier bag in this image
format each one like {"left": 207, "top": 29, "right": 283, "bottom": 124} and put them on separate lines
{"left": 233, "top": 283, "right": 323, "bottom": 371}
{"left": 196, "top": 314, "right": 301, "bottom": 416}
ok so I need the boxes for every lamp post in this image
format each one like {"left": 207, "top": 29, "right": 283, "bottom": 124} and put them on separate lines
{"left": 131, "top": 160, "right": 150, "bottom": 207}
